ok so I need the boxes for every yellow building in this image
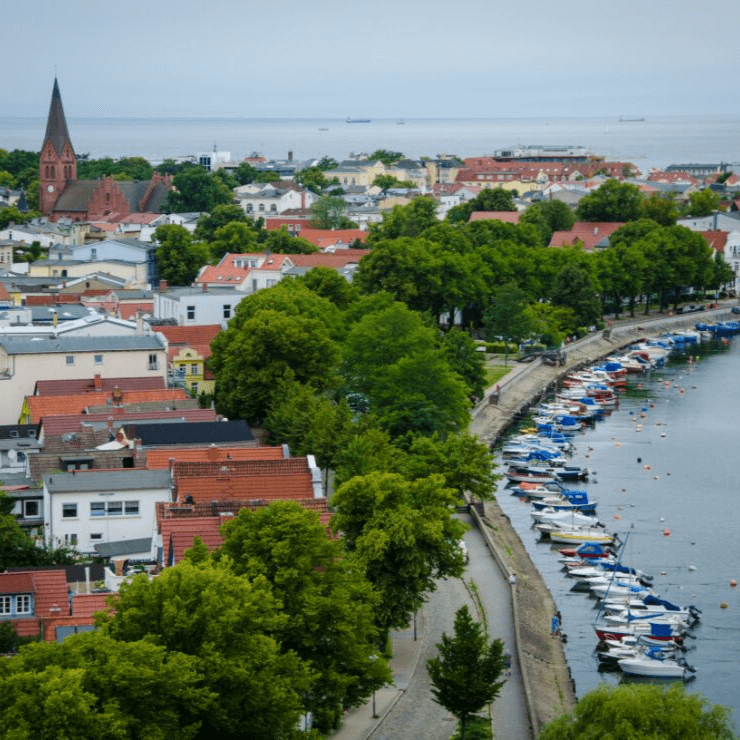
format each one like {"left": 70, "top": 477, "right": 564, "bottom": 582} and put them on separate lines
{"left": 170, "top": 347, "right": 214, "bottom": 398}
{"left": 325, "top": 160, "right": 386, "bottom": 188}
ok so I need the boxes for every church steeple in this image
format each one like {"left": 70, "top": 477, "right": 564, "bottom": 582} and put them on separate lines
{"left": 44, "top": 78, "right": 74, "bottom": 157}
{"left": 40, "top": 78, "right": 77, "bottom": 216}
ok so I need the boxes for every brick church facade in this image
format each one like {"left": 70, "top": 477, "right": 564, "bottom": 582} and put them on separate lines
{"left": 39, "top": 79, "right": 173, "bottom": 222}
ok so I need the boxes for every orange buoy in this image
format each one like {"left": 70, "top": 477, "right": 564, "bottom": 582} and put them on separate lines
{"left": 663, "top": 528, "right": 671, "bottom": 537}
{"left": 721, "top": 602, "right": 729, "bottom": 609}
{"left": 731, "top": 580, "right": 738, "bottom": 588}
{"left": 614, "top": 514, "right": 621, "bottom": 520}
{"left": 644, "top": 464, "right": 652, "bottom": 470}
{"left": 665, "top": 381, "right": 670, "bottom": 387}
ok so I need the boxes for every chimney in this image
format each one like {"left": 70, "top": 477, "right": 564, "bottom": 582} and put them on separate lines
{"left": 288, "top": 151, "right": 293, "bottom": 162}
{"left": 202, "top": 282, "right": 208, "bottom": 292}
{"left": 159, "top": 279, "right": 168, "bottom": 292}
{"left": 206, "top": 443, "right": 220, "bottom": 462}
{"left": 94, "top": 374, "right": 102, "bottom": 390}
{"left": 136, "top": 312, "right": 144, "bottom": 335}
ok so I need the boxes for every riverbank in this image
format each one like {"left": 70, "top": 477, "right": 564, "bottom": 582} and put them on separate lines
{"left": 469, "top": 305, "right": 735, "bottom": 735}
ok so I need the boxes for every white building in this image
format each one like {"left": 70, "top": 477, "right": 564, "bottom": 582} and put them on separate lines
{"left": 43, "top": 469, "right": 171, "bottom": 557}
{"left": 153, "top": 284, "right": 245, "bottom": 326}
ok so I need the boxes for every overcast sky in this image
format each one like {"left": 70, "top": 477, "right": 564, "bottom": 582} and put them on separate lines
{"left": 5, "top": 0, "right": 740, "bottom": 119}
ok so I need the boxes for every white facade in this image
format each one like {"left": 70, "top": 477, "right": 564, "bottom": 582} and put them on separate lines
{"left": 43, "top": 469, "right": 171, "bottom": 556}
{"left": 153, "top": 287, "right": 245, "bottom": 326}
{"left": 0, "top": 335, "right": 168, "bottom": 425}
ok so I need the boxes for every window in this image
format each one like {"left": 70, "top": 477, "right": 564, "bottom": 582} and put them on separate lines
{"left": 66, "top": 355, "right": 75, "bottom": 365}
{"left": 64, "top": 533, "right": 77, "bottom": 546}
{"left": 190, "top": 363, "right": 199, "bottom": 374}
{"left": 94, "top": 354, "right": 103, "bottom": 365}
{"left": 0, "top": 594, "right": 33, "bottom": 616}
{"left": 177, "top": 366, "right": 186, "bottom": 377}
{"left": 90, "top": 533, "right": 103, "bottom": 541}
{"left": 124, "top": 501, "right": 139, "bottom": 515}
{"left": 223, "top": 304, "right": 231, "bottom": 319}
{"left": 62, "top": 503, "right": 77, "bottom": 518}
{"left": 90, "top": 502, "right": 105, "bottom": 517}
{"left": 270, "top": 204, "right": 277, "bottom": 212}
{"left": 23, "top": 501, "right": 39, "bottom": 518}
{"left": 267, "top": 279, "right": 277, "bottom": 287}
{"left": 186, "top": 305, "right": 195, "bottom": 320}
{"left": 148, "top": 353, "right": 158, "bottom": 370}
{"left": 190, "top": 382, "right": 199, "bottom": 393}
{"left": 16, "top": 595, "right": 32, "bottom": 614}
{"left": 107, "top": 501, "right": 123, "bottom": 516}
{"left": 258, "top": 204, "right": 265, "bottom": 212}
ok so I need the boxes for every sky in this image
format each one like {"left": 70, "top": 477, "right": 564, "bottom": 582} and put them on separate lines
{"left": 4, "top": 0, "right": 740, "bottom": 119}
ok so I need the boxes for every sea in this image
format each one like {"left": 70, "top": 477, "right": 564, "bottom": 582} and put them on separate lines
{"left": 494, "top": 336, "right": 740, "bottom": 725}
{"left": 2, "top": 115, "right": 740, "bottom": 171}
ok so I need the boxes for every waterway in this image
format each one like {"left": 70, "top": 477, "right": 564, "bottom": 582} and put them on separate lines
{"left": 494, "top": 336, "right": 740, "bottom": 723}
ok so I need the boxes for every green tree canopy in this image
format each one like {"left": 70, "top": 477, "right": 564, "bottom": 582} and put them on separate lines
{"left": 294, "top": 166, "right": 328, "bottom": 193}
{"left": 214, "top": 500, "right": 391, "bottom": 732}
{"left": 575, "top": 179, "right": 643, "bottom": 222}
{"left": 373, "top": 174, "right": 416, "bottom": 190}
{"left": 297, "top": 265, "right": 355, "bottom": 308}
{"left": 439, "top": 327, "right": 487, "bottom": 401}
{"left": 368, "top": 149, "right": 404, "bottom": 166}
{"left": 366, "top": 197, "right": 439, "bottom": 242}
{"left": 483, "top": 283, "right": 534, "bottom": 356}
{"left": 640, "top": 192, "right": 680, "bottom": 226}
{"left": 550, "top": 258, "right": 602, "bottom": 327}
{"left": 0, "top": 205, "right": 38, "bottom": 230}
{"left": 193, "top": 203, "right": 248, "bottom": 242}
{"left": 101, "top": 561, "right": 312, "bottom": 739}
{"left": 0, "top": 632, "right": 211, "bottom": 740}
{"left": 163, "top": 167, "right": 234, "bottom": 213}
{"left": 262, "top": 226, "right": 318, "bottom": 254}
{"left": 211, "top": 308, "right": 340, "bottom": 423}
{"left": 427, "top": 605, "right": 506, "bottom": 740}
{"left": 447, "top": 188, "right": 517, "bottom": 224}
{"left": 538, "top": 683, "right": 736, "bottom": 740}
{"left": 331, "top": 472, "right": 466, "bottom": 633}
{"left": 684, "top": 188, "right": 722, "bottom": 217}
{"left": 310, "top": 194, "right": 356, "bottom": 229}
{"left": 153, "top": 224, "right": 210, "bottom": 286}
{"left": 209, "top": 221, "right": 259, "bottom": 260}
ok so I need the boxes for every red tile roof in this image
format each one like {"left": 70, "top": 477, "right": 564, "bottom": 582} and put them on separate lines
{"left": 173, "top": 458, "right": 315, "bottom": 504}
{"left": 0, "top": 284, "right": 12, "bottom": 302}
{"left": 288, "top": 228, "right": 368, "bottom": 248}
{"left": 195, "top": 264, "right": 250, "bottom": 286}
{"left": 146, "top": 445, "right": 287, "bottom": 469}
{"left": 289, "top": 250, "right": 370, "bottom": 269}
{"left": 468, "top": 211, "right": 521, "bottom": 224}
{"left": 157, "top": 498, "right": 331, "bottom": 566}
{"left": 0, "top": 569, "right": 70, "bottom": 638}
{"left": 700, "top": 230, "right": 729, "bottom": 253}
{"left": 549, "top": 222, "right": 626, "bottom": 250}
{"left": 40, "top": 408, "right": 217, "bottom": 436}
{"left": 155, "top": 324, "right": 221, "bottom": 360}
{"left": 27, "top": 388, "right": 191, "bottom": 424}
{"left": 71, "top": 592, "right": 113, "bottom": 618}
{"left": 35, "top": 376, "right": 166, "bottom": 397}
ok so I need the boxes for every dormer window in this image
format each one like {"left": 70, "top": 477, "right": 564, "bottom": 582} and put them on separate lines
{"left": 0, "top": 594, "right": 34, "bottom": 616}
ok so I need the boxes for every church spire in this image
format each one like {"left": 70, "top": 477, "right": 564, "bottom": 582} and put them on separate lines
{"left": 43, "top": 78, "right": 74, "bottom": 158}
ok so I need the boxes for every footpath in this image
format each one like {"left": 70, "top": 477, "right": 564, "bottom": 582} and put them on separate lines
{"left": 332, "top": 304, "right": 735, "bottom": 739}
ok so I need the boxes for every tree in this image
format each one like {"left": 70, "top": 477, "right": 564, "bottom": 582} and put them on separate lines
{"left": 366, "top": 197, "right": 439, "bottom": 242}
{"left": 0, "top": 205, "right": 37, "bottom": 230}
{"left": 193, "top": 203, "right": 248, "bottom": 242}
{"left": 483, "top": 283, "right": 534, "bottom": 359}
{"left": 316, "top": 156, "right": 339, "bottom": 171}
{"left": 0, "top": 632, "right": 211, "bottom": 740}
{"left": 427, "top": 605, "right": 506, "bottom": 740}
{"left": 262, "top": 226, "right": 317, "bottom": 254}
{"left": 212, "top": 309, "right": 340, "bottom": 423}
{"left": 163, "top": 167, "right": 234, "bottom": 212}
{"left": 550, "top": 260, "right": 602, "bottom": 328}
{"left": 538, "top": 683, "right": 736, "bottom": 740}
{"left": 297, "top": 265, "right": 355, "bottom": 308}
{"left": 208, "top": 221, "right": 259, "bottom": 260}
{"left": 575, "top": 179, "right": 643, "bottom": 222}
{"left": 439, "top": 328, "right": 487, "bottom": 401}
{"left": 684, "top": 188, "right": 722, "bottom": 217}
{"left": 294, "top": 166, "right": 328, "bottom": 194}
{"left": 310, "top": 194, "right": 356, "bottom": 229}
{"left": 331, "top": 472, "right": 466, "bottom": 634}
{"left": 446, "top": 188, "right": 517, "bottom": 224}
{"left": 101, "top": 561, "right": 313, "bottom": 739}
{"left": 153, "top": 225, "right": 210, "bottom": 285}
{"left": 368, "top": 149, "right": 404, "bottom": 166}
{"left": 372, "top": 174, "right": 415, "bottom": 190}
{"left": 214, "top": 501, "right": 391, "bottom": 732}
{"left": 640, "top": 192, "right": 680, "bottom": 226}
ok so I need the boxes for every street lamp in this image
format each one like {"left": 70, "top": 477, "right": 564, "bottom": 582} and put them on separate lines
{"left": 370, "top": 654, "right": 378, "bottom": 718}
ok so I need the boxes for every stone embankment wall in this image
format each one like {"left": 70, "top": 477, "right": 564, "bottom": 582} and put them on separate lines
{"left": 468, "top": 307, "right": 734, "bottom": 736}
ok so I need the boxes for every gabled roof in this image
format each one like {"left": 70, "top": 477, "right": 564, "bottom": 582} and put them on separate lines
{"left": 27, "top": 388, "right": 190, "bottom": 424}
{"left": 155, "top": 324, "right": 220, "bottom": 360}
{"left": 293, "top": 229, "right": 368, "bottom": 248}
{"left": 288, "top": 250, "right": 370, "bottom": 269}
{"left": 0, "top": 569, "right": 70, "bottom": 637}
{"left": 700, "top": 230, "right": 729, "bottom": 253}
{"left": 549, "top": 222, "right": 626, "bottom": 250}
{"left": 146, "top": 445, "right": 287, "bottom": 469}
{"left": 0, "top": 335, "right": 165, "bottom": 355}
{"left": 71, "top": 592, "right": 112, "bottom": 618}
{"left": 173, "top": 458, "right": 314, "bottom": 503}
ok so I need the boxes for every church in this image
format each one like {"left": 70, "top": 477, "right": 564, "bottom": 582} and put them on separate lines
{"left": 39, "top": 79, "right": 173, "bottom": 222}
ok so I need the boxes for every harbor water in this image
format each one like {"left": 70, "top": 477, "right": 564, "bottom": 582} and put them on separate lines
{"left": 494, "top": 336, "right": 740, "bottom": 723}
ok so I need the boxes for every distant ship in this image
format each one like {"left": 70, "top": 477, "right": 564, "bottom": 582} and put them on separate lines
{"left": 396, "top": 119, "right": 405, "bottom": 125}
{"left": 619, "top": 116, "right": 645, "bottom": 122}
{"left": 346, "top": 117, "right": 371, "bottom": 123}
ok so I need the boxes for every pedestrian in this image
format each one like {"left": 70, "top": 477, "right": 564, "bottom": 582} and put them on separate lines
{"left": 551, "top": 612, "right": 560, "bottom": 636}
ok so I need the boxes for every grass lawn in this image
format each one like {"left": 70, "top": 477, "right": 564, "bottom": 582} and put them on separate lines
{"left": 485, "top": 365, "right": 511, "bottom": 388}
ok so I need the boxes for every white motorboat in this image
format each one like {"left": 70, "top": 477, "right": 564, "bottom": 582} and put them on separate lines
{"left": 548, "top": 527, "right": 615, "bottom": 546}
{"left": 618, "top": 648, "right": 696, "bottom": 679}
